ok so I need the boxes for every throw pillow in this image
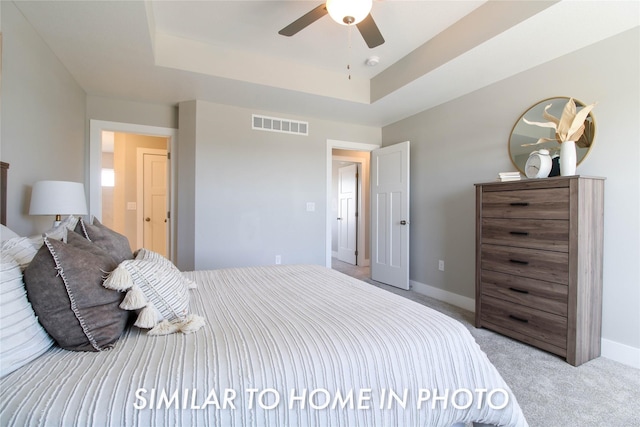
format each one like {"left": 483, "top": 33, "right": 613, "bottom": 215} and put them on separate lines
{"left": 75, "top": 217, "right": 133, "bottom": 264}
{"left": 44, "top": 215, "right": 80, "bottom": 243}
{"left": 103, "top": 259, "right": 204, "bottom": 336}
{"left": 134, "top": 248, "right": 197, "bottom": 289}
{"left": 0, "top": 216, "right": 81, "bottom": 271}
{"left": 23, "top": 235, "right": 129, "bottom": 352}
{"left": 0, "top": 224, "right": 19, "bottom": 242}
{"left": 2, "top": 216, "right": 84, "bottom": 271}
{"left": 1, "top": 236, "right": 39, "bottom": 271}
{"left": 0, "top": 253, "right": 54, "bottom": 377}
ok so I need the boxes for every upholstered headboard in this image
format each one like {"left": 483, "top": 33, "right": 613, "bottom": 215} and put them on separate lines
{"left": 1, "top": 162, "right": 8, "bottom": 225}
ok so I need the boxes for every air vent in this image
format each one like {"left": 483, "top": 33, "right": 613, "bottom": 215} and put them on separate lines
{"left": 252, "top": 114, "right": 308, "bottom": 136}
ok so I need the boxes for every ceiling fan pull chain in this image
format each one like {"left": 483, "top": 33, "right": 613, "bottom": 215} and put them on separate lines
{"left": 347, "top": 25, "right": 353, "bottom": 80}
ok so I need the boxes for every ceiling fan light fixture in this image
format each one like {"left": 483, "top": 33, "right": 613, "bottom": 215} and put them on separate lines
{"left": 326, "top": 0, "right": 373, "bottom": 26}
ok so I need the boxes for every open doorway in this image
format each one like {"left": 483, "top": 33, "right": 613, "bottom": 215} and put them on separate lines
{"left": 331, "top": 149, "right": 371, "bottom": 268}
{"left": 331, "top": 149, "right": 372, "bottom": 281}
{"left": 325, "top": 140, "right": 379, "bottom": 270}
{"left": 90, "top": 120, "right": 178, "bottom": 261}
{"left": 327, "top": 140, "right": 410, "bottom": 289}
{"left": 101, "top": 131, "right": 169, "bottom": 256}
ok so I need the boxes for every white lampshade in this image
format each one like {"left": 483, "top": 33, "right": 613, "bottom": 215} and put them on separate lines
{"left": 326, "top": 0, "right": 372, "bottom": 25}
{"left": 29, "top": 181, "right": 88, "bottom": 219}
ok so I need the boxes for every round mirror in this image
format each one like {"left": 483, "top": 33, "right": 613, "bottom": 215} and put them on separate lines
{"left": 509, "top": 97, "right": 596, "bottom": 174}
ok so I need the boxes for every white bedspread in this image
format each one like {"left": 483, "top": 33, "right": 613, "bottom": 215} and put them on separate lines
{"left": 0, "top": 265, "right": 527, "bottom": 426}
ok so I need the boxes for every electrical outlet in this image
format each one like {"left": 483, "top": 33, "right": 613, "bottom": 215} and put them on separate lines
{"left": 438, "top": 260, "right": 445, "bottom": 271}
{"left": 275, "top": 255, "right": 282, "bottom": 265}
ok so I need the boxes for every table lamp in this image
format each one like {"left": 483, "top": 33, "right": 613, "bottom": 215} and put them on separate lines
{"left": 29, "top": 180, "right": 88, "bottom": 227}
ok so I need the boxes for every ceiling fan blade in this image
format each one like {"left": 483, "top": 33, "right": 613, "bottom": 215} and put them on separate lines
{"left": 356, "top": 14, "right": 385, "bottom": 48}
{"left": 278, "top": 4, "right": 328, "bottom": 37}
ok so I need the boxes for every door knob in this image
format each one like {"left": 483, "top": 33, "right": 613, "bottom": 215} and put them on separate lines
{"left": 337, "top": 217, "right": 342, "bottom": 220}
{"left": 145, "top": 217, "right": 151, "bottom": 222}
{"left": 400, "top": 220, "right": 409, "bottom": 225}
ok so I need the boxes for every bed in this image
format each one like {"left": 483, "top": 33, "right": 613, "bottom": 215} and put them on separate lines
{"left": 0, "top": 166, "right": 528, "bottom": 427}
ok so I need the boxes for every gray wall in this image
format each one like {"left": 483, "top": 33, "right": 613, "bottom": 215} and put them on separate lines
{"left": 179, "top": 101, "right": 380, "bottom": 270}
{"left": 382, "top": 28, "right": 640, "bottom": 355}
{"left": 176, "top": 100, "right": 197, "bottom": 271}
{"left": 0, "top": 3, "right": 178, "bottom": 237}
{"left": 86, "top": 96, "right": 178, "bottom": 130}
{"left": 1, "top": 1, "right": 86, "bottom": 236}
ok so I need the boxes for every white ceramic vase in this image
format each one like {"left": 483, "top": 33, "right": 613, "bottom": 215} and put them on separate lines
{"left": 560, "top": 140, "right": 577, "bottom": 176}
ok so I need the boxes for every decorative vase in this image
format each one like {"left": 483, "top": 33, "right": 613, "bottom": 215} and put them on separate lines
{"left": 560, "top": 140, "right": 577, "bottom": 176}
{"left": 549, "top": 154, "right": 560, "bottom": 177}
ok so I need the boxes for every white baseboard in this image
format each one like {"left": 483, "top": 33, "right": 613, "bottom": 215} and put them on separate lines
{"left": 410, "top": 280, "right": 640, "bottom": 369}
{"left": 410, "top": 280, "right": 476, "bottom": 313}
{"left": 601, "top": 338, "right": 640, "bottom": 369}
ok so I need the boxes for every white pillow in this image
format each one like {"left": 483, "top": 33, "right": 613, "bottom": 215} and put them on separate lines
{"left": 43, "top": 214, "right": 80, "bottom": 243}
{"left": 0, "top": 253, "right": 54, "bottom": 378}
{"left": 1, "top": 237, "right": 39, "bottom": 271}
{"left": 103, "top": 259, "right": 204, "bottom": 336}
{"left": 0, "top": 225, "right": 19, "bottom": 242}
{"left": 134, "top": 248, "right": 197, "bottom": 289}
{"left": 0, "top": 216, "right": 82, "bottom": 272}
{"left": 57, "top": 215, "right": 80, "bottom": 233}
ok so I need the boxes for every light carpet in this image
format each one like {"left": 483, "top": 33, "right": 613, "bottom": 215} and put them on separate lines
{"left": 331, "top": 259, "right": 640, "bottom": 427}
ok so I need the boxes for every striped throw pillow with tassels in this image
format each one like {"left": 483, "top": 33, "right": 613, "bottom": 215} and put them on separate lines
{"left": 103, "top": 259, "right": 204, "bottom": 335}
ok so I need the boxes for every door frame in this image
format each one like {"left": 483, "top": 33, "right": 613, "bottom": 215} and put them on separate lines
{"left": 326, "top": 139, "right": 380, "bottom": 268}
{"left": 89, "top": 120, "right": 177, "bottom": 260}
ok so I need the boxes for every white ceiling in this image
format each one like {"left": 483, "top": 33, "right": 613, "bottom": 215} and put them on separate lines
{"left": 13, "top": 0, "right": 639, "bottom": 127}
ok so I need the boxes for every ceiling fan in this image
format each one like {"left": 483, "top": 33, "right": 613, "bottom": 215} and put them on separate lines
{"left": 278, "top": 0, "right": 385, "bottom": 49}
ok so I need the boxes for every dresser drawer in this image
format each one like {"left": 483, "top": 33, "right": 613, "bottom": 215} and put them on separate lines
{"left": 480, "top": 270, "right": 568, "bottom": 316}
{"left": 480, "top": 295, "right": 567, "bottom": 351}
{"left": 481, "top": 244, "right": 569, "bottom": 284}
{"left": 481, "top": 218, "right": 569, "bottom": 252}
{"left": 482, "top": 188, "right": 569, "bottom": 219}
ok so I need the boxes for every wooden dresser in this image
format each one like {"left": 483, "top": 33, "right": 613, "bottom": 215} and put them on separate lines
{"left": 475, "top": 176, "right": 604, "bottom": 366}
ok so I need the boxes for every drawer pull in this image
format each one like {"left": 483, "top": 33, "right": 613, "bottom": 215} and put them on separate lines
{"left": 509, "top": 287, "right": 529, "bottom": 294}
{"left": 509, "top": 231, "right": 530, "bottom": 236}
{"left": 509, "top": 314, "right": 529, "bottom": 323}
{"left": 509, "top": 202, "right": 529, "bottom": 207}
{"left": 509, "top": 259, "right": 529, "bottom": 265}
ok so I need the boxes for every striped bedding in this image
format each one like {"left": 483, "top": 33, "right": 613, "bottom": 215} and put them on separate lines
{"left": 0, "top": 265, "right": 527, "bottom": 426}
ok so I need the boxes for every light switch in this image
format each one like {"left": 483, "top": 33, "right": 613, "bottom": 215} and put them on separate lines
{"left": 306, "top": 202, "right": 315, "bottom": 212}
{"left": 127, "top": 202, "right": 137, "bottom": 210}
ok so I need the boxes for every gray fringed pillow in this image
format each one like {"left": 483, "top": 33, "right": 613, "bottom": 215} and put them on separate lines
{"left": 75, "top": 217, "right": 133, "bottom": 264}
{"left": 23, "top": 234, "right": 129, "bottom": 352}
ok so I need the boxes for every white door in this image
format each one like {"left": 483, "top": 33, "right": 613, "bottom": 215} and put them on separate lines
{"left": 337, "top": 164, "right": 358, "bottom": 265}
{"left": 371, "top": 141, "right": 410, "bottom": 289}
{"left": 142, "top": 152, "right": 168, "bottom": 256}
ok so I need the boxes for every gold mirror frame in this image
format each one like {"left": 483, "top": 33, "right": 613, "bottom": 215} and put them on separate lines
{"left": 509, "top": 97, "right": 596, "bottom": 174}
